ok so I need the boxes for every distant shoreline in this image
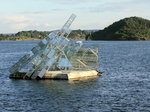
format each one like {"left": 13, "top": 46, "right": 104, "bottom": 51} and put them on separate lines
{"left": 0, "top": 30, "right": 91, "bottom": 41}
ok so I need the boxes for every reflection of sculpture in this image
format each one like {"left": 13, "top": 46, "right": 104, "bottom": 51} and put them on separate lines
{"left": 9, "top": 14, "right": 99, "bottom": 79}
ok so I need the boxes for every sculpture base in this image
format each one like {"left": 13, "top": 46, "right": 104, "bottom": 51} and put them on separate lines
{"left": 9, "top": 70, "right": 100, "bottom": 80}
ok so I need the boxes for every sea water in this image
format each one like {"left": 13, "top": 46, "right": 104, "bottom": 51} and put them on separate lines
{"left": 0, "top": 40, "right": 150, "bottom": 112}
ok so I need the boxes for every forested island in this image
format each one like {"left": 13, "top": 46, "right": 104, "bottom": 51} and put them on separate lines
{"left": 88, "top": 17, "right": 150, "bottom": 40}
{"left": 0, "top": 16, "right": 150, "bottom": 41}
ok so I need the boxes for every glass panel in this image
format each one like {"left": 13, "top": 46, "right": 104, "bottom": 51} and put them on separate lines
{"left": 58, "top": 58, "right": 72, "bottom": 67}
{"left": 46, "top": 56, "right": 56, "bottom": 66}
{"left": 47, "top": 49, "right": 55, "bottom": 58}
{"left": 37, "top": 68, "right": 47, "bottom": 78}
{"left": 31, "top": 45, "right": 41, "bottom": 54}
{"left": 42, "top": 39, "right": 48, "bottom": 45}
{"left": 38, "top": 41, "right": 46, "bottom": 48}
{"left": 60, "top": 38, "right": 69, "bottom": 46}
{"left": 42, "top": 48, "right": 50, "bottom": 56}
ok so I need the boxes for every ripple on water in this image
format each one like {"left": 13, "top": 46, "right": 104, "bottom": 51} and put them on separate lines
{"left": 0, "top": 40, "right": 150, "bottom": 112}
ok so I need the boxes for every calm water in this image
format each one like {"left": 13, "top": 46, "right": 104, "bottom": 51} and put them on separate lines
{"left": 0, "top": 40, "right": 150, "bottom": 112}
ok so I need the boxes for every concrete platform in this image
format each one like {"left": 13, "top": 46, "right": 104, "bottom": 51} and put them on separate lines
{"left": 9, "top": 70, "right": 100, "bottom": 80}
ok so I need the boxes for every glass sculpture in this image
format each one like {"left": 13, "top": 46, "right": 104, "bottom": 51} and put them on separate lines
{"left": 9, "top": 14, "right": 99, "bottom": 79}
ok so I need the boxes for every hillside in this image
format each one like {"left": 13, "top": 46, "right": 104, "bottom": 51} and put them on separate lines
{"left": 89, "top": 17, "right": 150, "bottom": 40}
{"left": 0, "top": 30, "right": 89, "bottom": 40}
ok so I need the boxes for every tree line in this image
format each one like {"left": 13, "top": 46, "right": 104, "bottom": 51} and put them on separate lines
{"left": 0, "top": 30, "right": 90, "bottom": 40}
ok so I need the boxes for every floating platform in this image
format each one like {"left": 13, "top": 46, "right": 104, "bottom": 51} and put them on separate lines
{"left": 9, "top": 70, "right": 100, "bottom": 80}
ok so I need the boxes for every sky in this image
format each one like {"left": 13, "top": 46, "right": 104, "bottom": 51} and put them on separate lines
{"left": 0, "top": 0, "right": 150, "bottom": 33}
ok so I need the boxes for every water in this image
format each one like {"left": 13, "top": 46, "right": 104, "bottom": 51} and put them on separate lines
{"left": 0, "top": 40, "right": 150, "bottom": 112}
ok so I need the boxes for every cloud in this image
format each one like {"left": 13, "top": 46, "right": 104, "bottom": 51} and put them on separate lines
{"left": 19, "top": 11, "right": 51, "bottom": 15}
{"left": 2, "top": 16, "right": 31, "bottom": 24}
{"left": 13, "top": 23, "right": 28, "bottom": 30}
{"left": 85, "top": 0, "right": 150, "bottom": 13}
{"left": 0, "top": 15, "right": 32, "bottom": 33}
{"left": 20, "top": 9, "right": 67, "bottom": 15}
{"left": 0, "top": 15, "right": 61, "bottom": 33}
{"left": 36, "top": 0, "right": 99, "bottom": 4}
{"left": 0, "top": 0, "right": 149, "bottom": 33}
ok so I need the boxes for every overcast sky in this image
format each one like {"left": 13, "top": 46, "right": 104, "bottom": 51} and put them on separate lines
{"left": 0, "top": 0, "right": 150, "bottom": 33}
